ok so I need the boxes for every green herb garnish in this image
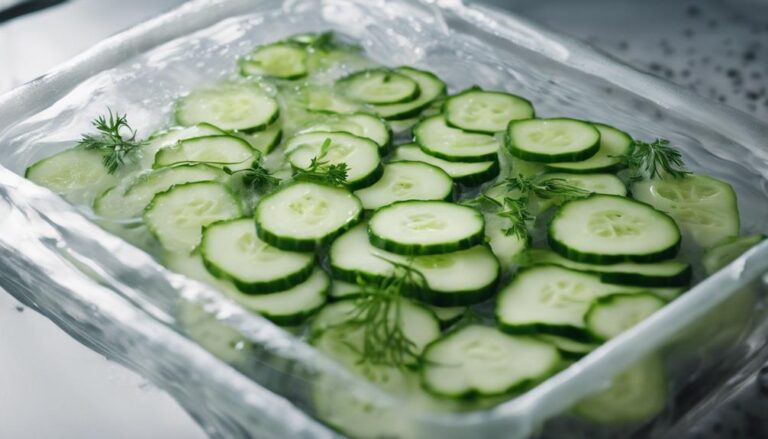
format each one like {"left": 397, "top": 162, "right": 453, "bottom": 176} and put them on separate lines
{"left": 293, "top": 138, "right": 349, "bottom": 186}
{"left": 620, "top": 139, "right": 690, "bottom": 180}
{"left": 78, "top": 109, "right": 144, "bottom": 174}
{"left": 504, "top": 174, "right": 591, "bottom": 200}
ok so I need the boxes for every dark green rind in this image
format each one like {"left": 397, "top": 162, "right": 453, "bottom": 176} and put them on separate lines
{"left": 528, "top": 261, "right": 692, "bottom": 288}
{"left": 371, "top": 66, "right": 447, "bottom": 120}
{"left": 548, "top": 195, "right": 682, "bottom": 264}
{"left": 200, "top": 219, "right": 315, "bottom": 295}
{"left": 496, "top": 321, "right": 598, "bottom": 344}
{"left": 443, "top": 88, "right": 535, "bottom": 134}
{"left": 505, "top": 118, "right": 600, "bottom": 164}
{"left": 414, "top": 115, "right": 500, "bottom": 163}
{"left": 453, "top": 159, "right": 500, "bottom": 187}
{"left": 254, "top": 182, "right": 363, "bottom": 252}
{"left": 583, "top": 292, "right": 667, "bottom": 342}
{"left": 543, "top": 123, "right": 632, "bottom": 174}
{"left": 367, "top": 201, "right": 485, "bottom": 256}
{"left": 337, "top": 68, "right": 421, "bottom": 105}
{"left": 258, "top": 285, "right": 329, "bottom": 327}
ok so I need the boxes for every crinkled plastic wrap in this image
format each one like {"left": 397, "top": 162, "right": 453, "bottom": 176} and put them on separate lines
{"left": 1, "top": 0, "right": 768, "bottom": 437}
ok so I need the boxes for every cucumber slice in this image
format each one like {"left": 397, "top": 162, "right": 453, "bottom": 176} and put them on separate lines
{"left": 573, "top": 356, "right": 667, "bottom": 424}
{"left": 495, "top": 265, "right": 659, "bottom": 339}
{"left": 311, "top": 298, "right": 441, "bottom": 367}
{"left": 25, "top": 148, "right": 120, "bottom": 205}
{"left": 548, "top": 195, "right": 681, "bottom": 264}
{"left": 414, "top": 115, "right": 500, "bottom": 163}
{"left": 526, "top": 249, "right": 691, "bottom": 287}
{"left": 371, "top": 67, "right": 446, "bottom": 120}
{"left": 631, "top": 174, "right": 740, "bottom": 249}
{"left": 255, "top": 181, "right": 362, "bottom": 251}
{"left": 368, "top": 200, "right": 485, "bottom": 256}
{"left": 540, "top": 173, "right": 627, "bottom": 197}
{"left": 328, "top": 279, "right": 361, "bottom": 299}
{"left": 485, "top": 213, "right": 529, "bottom": 266}
{"left": 429, "top": 305, "right": 467, "bottom": 328}
{"left": 538, "top": 334, "right": 598, "bottom": 358}
{"left": 353, "top": 161, "right": 453, "bottom": 210}
{"left": 294, "top": 86, "right": 361, "bottom": 114}
{"left": 329, "top": 223, "right": 499, "bottom": 306}
{"left": 238, "top": 43, "right": 308, "bottom": 79}
{"left": 175, "top": 84, "right": 279, "bottom": 132}
{"left": 420, "top": 325, "right": 561, "bottom": 398}
{"left": 201, "top": 218, "right": 315, "bottom": 294}
{"left": 505, "top": 118, "right": 600, "bottom": 163}
{"left": 444, "top": 89, "right": 534, "bottom": 134}
{"left": 392, "top": 144, "right": 499, "bottom": 186}
{"left": 285, "top": 131, "right": 382, "bottom": 190}
{"left": 234, "top": 122, "right": 282, "bottom": 155}
{"left": 703, "top": 234, "right": 766, "bottom": 275}
{"left": 141, "top": 123, "right": 225, "bottom": 168}
{"left": 94, "top": 164, "right": 227, "bottom": 220}
{"left": 338, "top": 68, "right": 420, "bottom": 105}
{"left": 153, "top": 135, "right": 257, "bottom": 172}
{"left": 144, "top": 181, "right": 242, "bottom": 254}
{"left": 546, "top": 124, "right": 632, "bottom": 173}
{"left": 298, "top": 113, "right": 391, "bottom": 151}
{"left": 585, "top": 293, "right": 666, "bottom": 341}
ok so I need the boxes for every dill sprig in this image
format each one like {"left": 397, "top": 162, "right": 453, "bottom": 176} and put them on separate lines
{"left": 620, "top": 139, "right": 690, "bottom": 180}
{"left": 293, "top": 138, "right": 349, "bottom": 186}
{"left": 78, "top": 109, "right": 144, "bottom": 174}
{"left": 504, "top": 174, "right": 591, "bottom": 200}
{"left": 497, "top": 196, "right": 534, "bottom": 239}
{"left": 224, "top": 158, "right": 281, "bottom": 194}
{"left": 332, "top": 258, "right": 427, "bottom": 368}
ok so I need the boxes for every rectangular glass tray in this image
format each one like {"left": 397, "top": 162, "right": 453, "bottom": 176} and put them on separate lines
{"left": 1, "top": 0, "right": 768, "bottom": 437}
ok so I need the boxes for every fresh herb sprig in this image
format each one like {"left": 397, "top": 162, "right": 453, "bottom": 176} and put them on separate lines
{"left": 504, "top": 174, "right": 591, "bottom": 200}
{"left": 224, "top": 158, "right": 281, "bottom": 194}
{"left": 293, "top": 138, "right": 349, "bottom": 186}
{"left": 620, "top": 139, "right": 690, "bottom": 181}
{"left": 332, "top": 258, "right": 426, "bottom": 369}
{"left": 78, "top": 109, "right": 144, "bottom": 174}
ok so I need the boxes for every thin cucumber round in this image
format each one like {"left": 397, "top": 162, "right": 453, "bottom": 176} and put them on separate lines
{"left": 338, "top": 68, "right": 420, "bottom": 105}
{"left": 444, "top": 88, "right": 534, "bottom": 134}
{"left": 234, "top": 122, "right": 283, "bottom": 155}
{"left": 201, "top": 218, "right": 315, "bottom": 294}
{"left": 420, "top": 325, "right": 561, "bottom": 398}
{"left": 414, "top": 115, "right": 500, "bottom": 163}
{"left": 298, "top": 113, "right": 391, "bottom": 152}
{"left": 631, "top": 174, "right": 740, "bottom": 249}
{"left": 703, "top": 234, "right": 765, "bottom": 275}
{"left": 153, "top": 135, "right": 257, "bottom": 171}
{"left": 526, "top": 249, "right": 691, "bottom": 287}
{"left": 546, "top": 123, "right": 632, "bottom": 173}
{"left": 144, "top": 181, "right": 242, "bottom": 254}
{"left": 175, "top": 84, "right": 279, "bottom": 132}
{"left": 94, "top": 164, "right": 227, "bottom": 220}
{"left": 484, "top": 213, "right": 530, "bottom": 266}
{"left": 295, "top": 86, "right": 361, "bottom": 114}
{"left": 353, "top": 161, "right": 453, "bottom": 210}
{"left": 584, "top": 293, "right": 666, "bottom": 341}
{"left": 368, "top": 200, "right": 485, "bottom": 256}
{"left": 392, "top": 143, "right": 499, "bottom": 186}
{"left": 537, "top": 334, "right": 598, "bottom": 359}
{"left": 371, "top": 67, "right": 446, "bottom": 120}
{"left": 285, "top": 131, "right": 382, "bottom": 190}
{"left": 25, "top": 148, "right": 120, "bottom": 205}
{"left": 255, "top": 181, "right": 362, "bottom": 251}
{"left": 329, "top": 223, "right": 499, "bottom": 306}
{"left": 141, "top": 123, "right": 225, "bottom": 168}
{"left": 548, "top": 195, "right": 681, "bottom": 264}
{"left": 239, "top": 42, "right": 308, "bottom": 79}
{"left": 505, "top": 118, "right": 600, "bottom": 163}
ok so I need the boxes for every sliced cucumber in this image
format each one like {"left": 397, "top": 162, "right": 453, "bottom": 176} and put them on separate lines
{"left": 631, "top": 174, "right": 740, "bottom": 249}
{"left": 429, "top": 306, "right": 467, "bottom": 328}
{"left": 153, "top": 135, "right": 257, "bottom": 172}
{"left": 329, "top": 279, "right": 362, "bottom": 299}
{"left": 585, "top": 293, "right": 666, "bottom": 341}
{"left": 235, "top": 122, "right": 282, "bottom": 155}
{"left": 298, "top": 113, "right": 390, "bottom": 151}
{"left": 294, "top": 86, "right": 361, "bottom": 114}
{"left": 526, "top": 249, "right": 691, "bottom": 287}
{"left": 255, "top": 181, "right": 362, "bottom": 251}
{"left": 420, "top": 325, "right": 560, "bottom": 398}
{"left": 285, "top": 131, "right": 381, "bottom": 190}
{"left": 175, "top": 84, "right": 279, "bottom": 132}
{"left": 546, "top": 124, "right": 632, "bottom": 173}
{"left": 239, "top": 42, "right": 308, "bottom": 79}
{"left": 484, "top": 213, "right": 529, "bottom": 266}
{"left": 329, "top": 223, "right": 499, "bottom": 306}
{"left": 144, "top": 181, "right": 242, "bottom": 254}
{"left": 353, "top": 161, "right": 453, "bottom": 210}
{"left": 538, "top": 334, "right": 598, "bottom": 358}
{"left": 444, "top": 89, "right": 534, "bottom": 134}
{"left": 338, "top": 68, "right": 420, "bottom": 105}
{"left": 201, "top": 218, "right": 315, "bottom": 294}
{"left": 703, "top": 234, "right": 766, "bottom": 275}
{"left": 573, "top": 356, "right": 667, "bottom": 424}
{"left": 371, "top": 67, "right": 446, "bottom": 120}
{"left": 141, "top": 123, "right": 225, "bottom": 168}
{"left": 414, "top": 115, "right": 500, "bottom": 163}
{"left": 539, "top": 173, "right": 627, "bottom": 198}
{"left": 94, "top": 164, "right": 227, "bottom": 220}
{"left": 505, "top": 118, "right": 600, "bottom": 163}
{"left": 368, "top": 200, "right": 485, "bottom": 256}
{"left": 548, "top": 195, "right": 681, "bottom": 264}
{"left": 392, "top": 143, "right": 499, "bottom": 186}
{"left": 25, "top": 148, "right": 120, "bottom": 205}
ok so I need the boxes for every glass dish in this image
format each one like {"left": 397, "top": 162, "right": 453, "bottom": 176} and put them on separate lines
{"left": 0, "top": 0, "right": 767, "bottom": 437}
